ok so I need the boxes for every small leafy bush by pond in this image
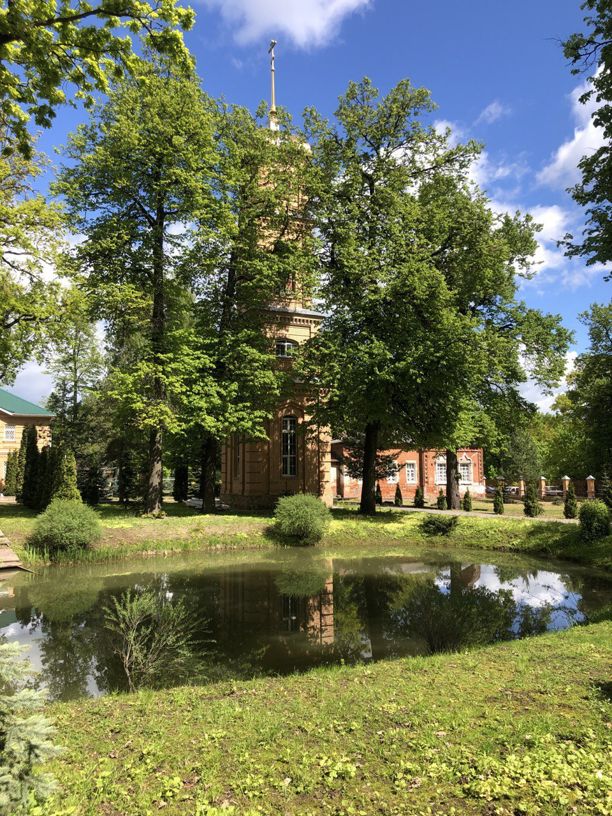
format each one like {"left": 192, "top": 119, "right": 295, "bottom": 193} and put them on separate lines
{"left": 28, "top": 498, "right": 101, "bottom": 557}
{"left": 420, "top": 514, "right": 458, "bottom": 536}
{"left": 579, "top": 499, "right": 610, "bottom": 541}
{"left": 104, "top": 588, "right": 204, "bottom": 692}
{"left": 273, "top": 494, "right": 331, "bottom": 545}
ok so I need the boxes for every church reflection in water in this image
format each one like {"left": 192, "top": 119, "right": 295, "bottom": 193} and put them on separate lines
{"left": 1, "top": 555, "right": 609, "bottom": 701}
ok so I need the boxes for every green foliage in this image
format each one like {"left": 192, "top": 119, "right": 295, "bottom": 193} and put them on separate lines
{"left": 3, "top": 450, "right": 17, "bottom": 496}
{"left": 273, "top": 494, "right": 331, "bottom": 545}
{"left": 0, "top": 0, "right": 194, "bottom": 158}
{"left": 80, "top": 466, "right": 102, "bottom": 506}
{"left": 564, "top": 482, "right": 578, "bottom": 519}
{"left": 35, "top": 444, "right": 51, "bottom": 511}
{"left": 274, "top": 567, "right": 329, "bottom": 598}
{"left": 523, "top": 483, "right": 543, "bottom": 517}
{"left": 563, "top": 2, "right": 612, "bottom": 277}
{"left": 103, "top": 588, "right": 203, "bottom": 692}
{"left": 20, "top": 425, "right": 39, "bottom": 509}
{"left": 493, "top": 487, "right": 505, "bottom": 515}
{"left": 15, "top": 428, "right": 27, "bottom": 501}
{"left": 599, "top": 467, "right": 612, "bottom": 508}
{"left": 173, "top": 465, "right": 189, "bottom": 502}
{"left": 436, "top": 489, "right": 447, "bottom": 511}
{"left": 0, "top": 642, "right": 59, "bottom": 812}
{"left": 29, "top": 499, "right": 101, "bottom": 557}
{"left": 462, "top": 489, "right": 472, "bottom": 512}
{"left": 420, "top": 514, "right": 458, "bottom": 536}
{"left": 579, "top": 499, "right": 610, "bottom": 541}
{"left": 394, "top": 483, "right": 403, "bottom": 506}
{"left": 50, "top": 448, "right": 81, "bottom": 503}
{"left": 375, "top": 483, "right": 383, "bottom": 505}
{"left": 414, "top": 485, "right": 425, "bottom": 508}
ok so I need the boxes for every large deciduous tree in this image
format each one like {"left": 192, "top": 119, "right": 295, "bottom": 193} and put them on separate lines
{"left": 0, "top": 0, "right": 194, "bottom": 156}
{"left": 563, "top": 0, "right": 612, "bottom": 278}
{"left": 56, "top": 62, "right": 216, "bottom": 514}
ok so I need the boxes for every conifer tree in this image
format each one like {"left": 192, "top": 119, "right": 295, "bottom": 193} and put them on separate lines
{"left": 564, "top": 482, "right": 578, "bottom": 519}
{"left": 35, "top": 445, "right": 51, "bottom": 511}
{"left": 462, "top": 488, "right": 472, "bottom": 512}
{"left": 599, "top": 467, "right": 612, "bottom": 508}
{"left": 523, "top": 483, "right": 543, "bottom": 517}
{"left": 21, "top": 426, "right": 40, "bottom": 509}
{"left": 50, "top": 449, "right": 81, "bottom": 503}
{"left": 4, "top": 451, "right": 17, "bottom": 496}
{"left": 375, "top": 483, "right": 383, "bottom": 505}
{"left": 414, "top": 486, "right": 425, "bottom": 508}
{"left": 493, "top": 487, "right": 505, "bottom": 515}
{"left": 15, "top": 428, "right": 28, "bottom": 502}
{"left": 437, "top": 490, "right": 447, "bottom": 511}
{"left": 394, "top": 483, "right": 403, "bottom": 507}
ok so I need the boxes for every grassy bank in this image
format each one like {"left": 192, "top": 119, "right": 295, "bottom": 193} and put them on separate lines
{"left": 2, "top": 500, "right": 610, "bottom": 570}
{"left": 48, "top": 621, "right": 611, "bottom": 815}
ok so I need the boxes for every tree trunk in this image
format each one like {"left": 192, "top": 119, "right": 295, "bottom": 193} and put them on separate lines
{"left": 146, "top": 427, "right": 163, "bottom": 514}
{"left": 199, "top": 433, "right": 218, "bottom": 513}
{"left": 446, "top": 449, "right": 461, "bottom": 510}
{"left": 359, "top": 421, "right": 380, "bottom": 515}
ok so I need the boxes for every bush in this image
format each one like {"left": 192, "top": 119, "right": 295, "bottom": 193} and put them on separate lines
{"left": 493, "top": 487, "right": 504, "bottom": 515}
{"left": 523, "top": 484, "right": 543, "bottom": 517}
{"left": 375, "top": 483, "right": 383, "bottom": 505}
{"left": 462, "top": 489, "right": 472, "bottom": 512}
{"left": 421, "top": 514, "right": 458, "bottom": 536}
{"left": 436, "top": 489, "right": 447, "bottom": 511}
{"left": 394, "top": 483, "right": 403, "bottom": 506}
{"left": 564, "top": 483, "right": 578, "bottom": 519}
{"left": 599, "top": 468, "right": 612, "bottom": 508}
{"left": 579, "top": 499, "right": 610, "bottom": 541}
{"left": 273, "top": 494, "right": 331, "bottom": 545}
{"left": 29, "top": 499, "right": 101, "bottom": 557}
{"left": 414, "top": 485, "right": 425, "bottom": 508}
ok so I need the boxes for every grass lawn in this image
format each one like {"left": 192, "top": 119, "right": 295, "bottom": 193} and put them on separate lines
{"left": 2, "top": 499, "right": 610, "bottom": 571}
{"left": 47, "top": 621, "right": 612, "bottom": 815}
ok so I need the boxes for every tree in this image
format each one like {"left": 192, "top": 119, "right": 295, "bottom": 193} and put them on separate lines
{"left": 4, "top": 449, "right": 17, "bottom": 495}
{"left": 394, "top": 483, "right": 403, "bottom": 507}
{"left": 301, "top": 78, "right": 486, "bottom": 515}
{"left": 564, "top": 482, "right": 578, "bottom": 519}
{"left": 0, "top": 0, "right": 194, "bottom": 157}
{"left": 523, "top": 483, "right": 543, "bottom": 517}
{"left": 20, "top": 424, "right": 39, "bottom": 508}
{"left": 50, "top": 448, "right": 81, "bottom": 502}
{"left": 15, "top": 424, "right": 27, "bottom": 501}
{"left": 56, "top": 63, "right": 216, "bottom": 514}
{"left": 493, "top": 487, "right": 504, "bottom": 515}
{"left": 172, "top": 464, "right": 188, "bottom": 502}
{"left": 563, "top": 1, "right": 612, "bottom": 277}
{"left": 414, "top": 486, "right": 425, "bottom": 508}
{"left": 462, "top": 488, "right": 472, "bottom": 512}
{"left": 0, "top": 141, "right": 63, "bottom": 384}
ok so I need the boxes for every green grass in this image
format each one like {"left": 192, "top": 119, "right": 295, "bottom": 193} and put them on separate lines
{"left": 2, "top": 499, "right": 610, "bottom": 571}
{"left": 47, "top": 621, "right": 612, "bottom": 815}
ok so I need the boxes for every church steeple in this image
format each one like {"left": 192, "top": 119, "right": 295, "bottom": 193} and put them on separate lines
{"left": 268, "top": 39, "right": 279, "bottom": 131}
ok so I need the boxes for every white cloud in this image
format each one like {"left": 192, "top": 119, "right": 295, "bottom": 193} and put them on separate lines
{"left": 475, "top": 100, "right": 511, "bottom": 126}
{"left": 433, "top": 119, "right": 466, "bottom": 148}
{"left": 537, "top": 76, "right": 605, "bottom": 189}
{"left": 5, "top": 362, "right": 53, "bottom": 407}
{"left": 203, "top": 0, "right": 371, "bottom": 48}
{"left": 469, "top": 152, "right": 528, "bottom": 190}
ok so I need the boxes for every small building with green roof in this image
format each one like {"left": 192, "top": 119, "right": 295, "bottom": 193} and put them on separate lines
{"left": 0, "top": 388, "right": 53, "bottom": 481}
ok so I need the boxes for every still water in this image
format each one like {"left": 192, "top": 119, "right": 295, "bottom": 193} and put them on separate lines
{"left": 1, "top": 547, "right": 610, "bottom": 700}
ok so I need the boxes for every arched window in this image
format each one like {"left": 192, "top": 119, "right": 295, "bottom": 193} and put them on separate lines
{"left": 275, "top": 338, "right": 298, "bottom": 358}
{"left": 281, "top": 415, "right": 297, "bottom": 476}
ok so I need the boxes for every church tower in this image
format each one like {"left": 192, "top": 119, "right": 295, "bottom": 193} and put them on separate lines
{"left": 220, "top": 42, "right": 334, "bottom": 509}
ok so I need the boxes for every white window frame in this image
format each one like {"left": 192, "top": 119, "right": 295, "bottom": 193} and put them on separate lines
{"left": 405, "top": 461, "right": 417, "bottom": 484}
{"left": 281, "top": 415, "right": 297, "bottom": 477}
{"left": 4, "top": 424, "right": 15, "bottom": 442}
{"left": 459, "top": 458, "right": 473, "bottom": 484}
{"left": 275, "top": 338, "right": 298, "bottom": 358}
{"left": 435, "top": 457, "right": 447, "bottom": 485}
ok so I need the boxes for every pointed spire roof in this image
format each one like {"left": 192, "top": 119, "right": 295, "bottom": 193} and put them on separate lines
{"left": 268, "top": 39, "right": 279, "bottom": 131}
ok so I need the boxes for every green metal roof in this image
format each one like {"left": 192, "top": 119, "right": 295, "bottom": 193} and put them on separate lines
{"left": 0, "top": 388, "right": 53, "bottom": 418}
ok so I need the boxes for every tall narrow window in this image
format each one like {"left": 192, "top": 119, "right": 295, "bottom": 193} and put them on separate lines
{"left": 405, "top": 462, "right": 417, "bottom": 483}
{"left": 4, "top": 425, "right": 15, "bottom": 442}
{"left": 459, "top": 460, "right": 472, "bottom": 483}
{"left": 387, "top": 463, "right": 399, "bottom": 484}
{"left": 281, "top": 415, "right": 297, "bottom": 476}
{"left": 435, "top": 458, "right": 446, "bottom": 485}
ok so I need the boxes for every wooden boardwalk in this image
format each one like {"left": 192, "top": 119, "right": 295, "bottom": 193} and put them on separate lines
{"left": 0, "top": 529, "right": 23, "bottom": 570}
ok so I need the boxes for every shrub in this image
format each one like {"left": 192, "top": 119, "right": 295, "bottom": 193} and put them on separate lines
{"left": 20, "top": 425, "right": 40, "bottom": 509}
{"left": 579, "top": 499, "right": 610, "bottom": 541}
{"left": 599, "top": 467, "right": 612, "bottom": 508}
{"left": 4, "top": 450, "right": 17, "bottom": 496}
{"left": 394, "top": 483, "right": 403, "bottom": 506}
{"left": 421, "top": 514, "right": 458, "bottom": 536}
{"left": 15, "top": 427, "right": 28, "bottom": 502}
{"left": 375, "top": 483, "right": 383, "bottom": 505}
{"left": 462, "top": 489, "right": 472, "bottom": 512}
{"left": 104, "top": 588, "right": 203, "bottom": 692}
{"left": 493, "top": 487, "right": 504, "bottom": 515}
{"left": 523, "top": 483, "right": 543, "bottom": 517}
{"left": 0, "top": 642, "right": 59, "bottom": 811}
{"left": 29, "top": 499, "right": 101, "bottom": 557}
{"left": 414, "top": 485, "right": 425, "bottom": 508}
{"left": 563, "top": 483, "right": 578, "bottom": 519}
{"left": 436, "top": 489, "right": 447, "bottom": 511}
{"left": 273, "top": 493, "right": 331, "bottom": 545}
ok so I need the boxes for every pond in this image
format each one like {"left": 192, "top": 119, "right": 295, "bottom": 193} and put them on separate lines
{"left": 1, "top": 547, "right": 610, "bottom": 700}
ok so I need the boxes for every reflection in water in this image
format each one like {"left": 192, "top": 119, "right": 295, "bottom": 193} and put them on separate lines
{"left": 0, "top": 551, "right": 610, "bottom": 701}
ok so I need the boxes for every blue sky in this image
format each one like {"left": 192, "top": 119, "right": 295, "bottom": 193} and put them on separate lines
{"left": 14, "top": 0, "right": 610, "bottom": 408}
